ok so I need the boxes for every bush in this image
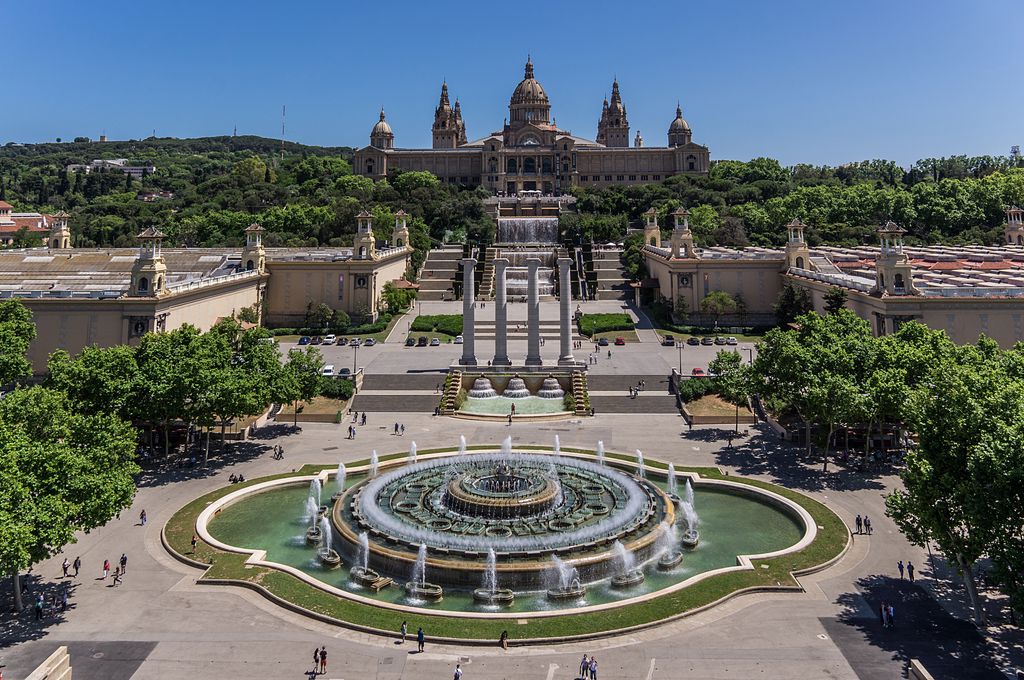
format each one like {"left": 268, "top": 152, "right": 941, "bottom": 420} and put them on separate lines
{"left": 578, "top": 313, "right": 635, "bottom": 337}
{"left": 319, "top": 377, "right": 354, "bottom": 401}
{"left": 410, "top": 314, "right": 463, "bottom": 336}
{"left": 269, "top": 327, "right": 298, "bottom": 336}
{"left": 562, "top": 393, "right": 575, "bottom": 412}
{"left": 677, "top": 376, "right": 719, "bottom": 402}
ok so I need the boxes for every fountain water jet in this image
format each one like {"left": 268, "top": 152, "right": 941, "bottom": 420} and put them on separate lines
{"left": 596, "top": 441, "right": 605, "bottom": 466}
{"left": 610, "top": 540, "right": 645, "bottom": 588}
{"left": 546, "top": 555, "right": 586, "bottom": 601}
{"left": 635, "top": 450, "right": 646, "bottom": 479}
{"left": 317, "top": 516, "right": 341, "bottom": 568}
{"left": 332, "top": 462, "right": 347, "bottom": 501}
{"left": 502, "top": 376, "right": 531, "bottom": 399}
{"left": 369, "top": 450, "right": 379, "bottom": 477}
{"left": 404, "top": 543, "right": 443, "bottom": 601}
{"left": 537, "top": 376, "right": 565, "bottom": 399}
{"left": 408, "top": 442, "right": 417, "bottom": 465}
{"left": 680, "top": 479, "right": 700, "bottom": 548}
{"left": 473, "top": 547, "right": 515, "bottom": 605}
{"left": 656, "top": 520, "right": 683, "bottom": 570}
{"left": 458, "top": 436, "right": 467, "bottom": 456}
{"left": 468, "top": 377, "right": 498, "bottom": 398}
{"left": 350, "top": 531, "right": 385, "bottom": 587}
{"left": 304, "top": 497, "right": 322, "bottom": 545}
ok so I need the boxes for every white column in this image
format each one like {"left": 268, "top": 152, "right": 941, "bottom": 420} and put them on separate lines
{"left": 525, "top": 258, "right": 542, "bottom": 366}
{"left": 493, "top": 258, "right": 511, "bottom": 366}
{"left": 557, "top": 257, "right": 575, "bottom": 365}
{"left": 460, "top": 257, "right": 477, "bottom": 366}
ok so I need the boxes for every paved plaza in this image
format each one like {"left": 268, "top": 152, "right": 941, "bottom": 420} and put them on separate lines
{"left": 1, "top": 302, "right": 1018, "bottom": 680}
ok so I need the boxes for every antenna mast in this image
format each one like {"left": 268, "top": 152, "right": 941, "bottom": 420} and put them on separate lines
{"left": 281, "top": 105, "right": 286, "bottom": 160}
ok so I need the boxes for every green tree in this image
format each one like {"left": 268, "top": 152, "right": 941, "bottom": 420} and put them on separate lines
{"left": 0, "top": 299, "right": 37, "bottom": 385}
{"left": 699, "top": 291, "right": 738, "bottom": 327}
{"left": 277, "top": 347, "right": 324, "bottom": 426}
{"left": 382, "top": 281, "right": 415, "bottom": 314}
{"left": 709, "top": 349, "right": 749, "bottom": 434}
{"left": 0, "top": 387, "right": 139, "bottom": 611}
{"left": 773, "top": 283, "right": 812, "bottom": 326}
{"left": 45, "top": 345, "right": 140, "bottom": 420}
{"left": 823, "top": 286, "right": 848, "bottom": 314}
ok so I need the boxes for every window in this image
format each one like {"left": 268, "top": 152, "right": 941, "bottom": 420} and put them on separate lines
{"left": 541, "top": 158, "right": 552, "bottom": 173}
{"left": 561, "top": 163, "right": 569, "bottom": 173}
{"left": 605, "top": 175, "right": 612, "bottom": 181}
{"left": 616, "top": 175, "right": 624, "bottom": 181}
{"left": 563, "top": 143, "right": 568, "bottom": 150}
{"left": 506, "top": 158, "right": 518, "bottom": 173}
{"left": 641, "top": 175, "right": 648, "bottom": 181}
{"left": 246, "top": 259, "right": 255, "bottom": 271}
{"left": 653, "top": 175, "right": 661, "bottom": 180}
{"left": 894, "top": 273, "right": 905, "bottom": 291}
{"left": 687, "top": 154, "right": 696, "bottom": 171}
{"left": 356, "top": 276, "right": 368, "bottom": 288}
{"left": 138, "top": 277, "right": 149, "bottom": 292}
{"left": 523, "top": 158, "right": 537, "bottom": 173}
{"left": 366, "top": 159, "right": 374, "bottom": 174}
{"left": 796, "top": 256, "right": 804, "bottom": 269}
{"left": 629, "top": 175, "right": 636, "bottom": 181}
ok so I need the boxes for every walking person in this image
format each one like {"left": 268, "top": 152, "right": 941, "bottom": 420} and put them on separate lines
{"left": 312, "top": 647, "right": 320, "bottom": 674}
{"left": 579, "top": 654, "right": 589, "bottom": 679}
{"left": 907, "top": 561, "right": 915, "bottom": 582}
{"left": 400, "top": 620, "right": 408, "bottom": 643}
{"left": 453, "top": 663, "right": 463, "bottom": 680}
{"left": 73, "top": 556, "right": 81, "bottom": 577}
{"left": 417, "top": 626, "right": 425, "bottom": 653}
{"left": 898, "top": 560, "right": 905, "bottom": 579}
{"left": 879, "top": 601, "right": 887, "bottom": 628}
{"left": 855, "top": 514, "right": 862, "bottom": 534}
{"left": 34, "top": 594, "right": 44, "bottom": 620}
{"left": 139, "top": 509, "right": 147, "bottom": 526}
{"left": 864, "top": 516, "right": 872, "bottom": 535}
{"left": 394, "top": 423, "right": 399, "bottom": 435}
{"left": 119, "top": 553, "right": 128, "bottom": 574}
{"left": 60, "top": 586, "right": 68, "bottom": 612}
{"left": 590, "top": 656, "right": 598, "bottom": 680}
{"left": 113, "top": 571, "right": 122, "bottom": 587}
{"left": 191, "top": 534, "right": 198, "bottom": 553}
{"left": 887, "top": 603, "right": 895, "bottom": 627}
{"left": 319, "top": 646, "right": 327, "bottom": 675}
{"left": 400, "top": 424, "right": 405, "bottom": 436}
{"left": 62, "top": 558, "right": 69, "bottom": 577}
{"left": 102, "top": 559, "right": 110, "bottom": 579}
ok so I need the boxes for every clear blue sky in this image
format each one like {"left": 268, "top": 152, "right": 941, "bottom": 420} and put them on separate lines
{"left": 6, "top": 0, "right": 1022, "bottom": 166}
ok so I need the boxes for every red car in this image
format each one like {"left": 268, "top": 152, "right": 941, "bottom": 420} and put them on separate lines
{"left": 691, "top": 368, "right": 706, "bottom": 377}
{"left": 614, "top": 337, "right": 626, "bottom": 346}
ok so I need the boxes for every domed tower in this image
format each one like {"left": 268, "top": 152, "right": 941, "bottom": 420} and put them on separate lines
{"left": 432, "top": 82, "right": 458, "bottom": 149}
{"left": 668, "top": 103, "right": 692, "bottom": 147}
{"left": 508, "top": 57, "right": 550, "bottom": 126}
{"left": 597, "top": 79, "right": 629, "bottom": 147}
{"left": 370, "top": 108, "right": 394, "bottom": 149}
{"left": 49, "top": 210, "right": 71, "bottom": 249}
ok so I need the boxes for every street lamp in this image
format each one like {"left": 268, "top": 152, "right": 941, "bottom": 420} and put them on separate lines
{"left": 352, "top": 341, "right": 359, "bottom": 377}
{"left": 677, "top": 341, "right": 683, "bottom": 375}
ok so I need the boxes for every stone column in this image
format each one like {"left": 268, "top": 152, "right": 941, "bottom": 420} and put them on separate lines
{"left": 492, "top": 258, "right": 511, "bottom": 366}
{"left": 557, "top": 257, "right": 575, "bottom": 365}
{"left": 525, "top": 258, "right": 542, "bottom": 366}
{"left": 460, "top": 257, "right": 477, "bottom": 366}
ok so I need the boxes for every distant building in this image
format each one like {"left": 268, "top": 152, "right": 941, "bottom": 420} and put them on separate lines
{"left": 0, "top": 201, "right": 61, "bottom": 246}
{"left": 354, "top": 58, "right": 710, "bottom": 193}
{"left": 137, "top": 190, "right": 175, "bottom": 202}
{"left": 66, "top": 158, "right": 156, "bottom": 180}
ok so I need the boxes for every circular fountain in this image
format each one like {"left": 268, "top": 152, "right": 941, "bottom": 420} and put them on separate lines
{"left": 536, "top": 376, "right": 565, "bottom": 399}
{"left": 502, "top": 375, "right": 531, "bottom": 399}
{"left": 468, "top": 377, "right": 498, "bottom": 398}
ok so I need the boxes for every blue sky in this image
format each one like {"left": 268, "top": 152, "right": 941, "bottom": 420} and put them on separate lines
{"left": 5, "top": 1, "right": 1022, "bottom": 166}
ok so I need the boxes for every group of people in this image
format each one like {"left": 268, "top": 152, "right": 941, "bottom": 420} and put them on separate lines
{"left": 100, "top": 553, "right": 129, "bottom": 586}
{"left": 897, "top": 559, "right": 916, "bottom": 582}
{"left": 310, "top": 646, "right": 328, "bottom": 675}
{"left": 880, "top": 601, "right": 897, "bottom": 628}
{"left": 228, "top": 473, "right": 246, "bottom": 483}
{"left": 392, "top": 422, "right": 407, "bottom": 436}
{"left": 854, "top": 514, "right": 873, "bottom": 535}
{"left": 272, "top": 444, "right": 285, "bottom": 460}
{"left": 628, "top": 380, "right": 647, "bottom": 399}
{"left": 398, "top": 621, "right": 427, "bottom": 652}
{"left": 578, "top": 654, "right": 599, "bottom": 679}
{"left": 348, "top": 411, "right": 367, "bottom": 439}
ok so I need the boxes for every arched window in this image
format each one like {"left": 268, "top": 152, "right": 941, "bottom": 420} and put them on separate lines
{"left": 138, "top": 277, "right": 149, "bottom": 292}
{"left": 878, "top": 273, "right": 885, "bottom": 289}
{"left": 506, "top": 158, "right": 518, "bottom": 173}
{"left": 795, "top": 256, "right": 804, "bottom": 269}
{"left": 649, "top": 237, "right": 657, "bottom": 246}
{"left": 358, "top": 246, "right": 367, "bottom": 259}
{"left": 156, "top": 276, "right": 162, "bottom": 290}
{"left": 52, "top": 239, "right": 59, "bottom": 248}
{"left": 687, "top": 155, "right": 696, "bottom": 171}
{"left": 396, "top": 238, "right": 404, "bottom": 247}
{"left": 894, "top": 273, "right": 905, "bottom": 291}
{"left": 366, "top": 159, "right": 374, "bottom": 174}
{"left": 541, "top": 157, "right": 552, "bottom": 173}
{"left": 1018, "top": 235, "right": 1022, "bottom": 245}
{"left": 523, "top": 158, "right": 536, "bottom": 174}
{"left": 246, "top": 259, "right": 255, "bottom": 271}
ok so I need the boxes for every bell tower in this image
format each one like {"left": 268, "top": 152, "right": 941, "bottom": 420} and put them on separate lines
{"left": 784, "top": 218, "right": 811, "bottom": 270}
{"left": 392, "top": 210, "right": 411, "bottom": 249}
{"left": 875, "top": 221, "right": 916, "bottom": 296}
{"left": 432, "top": 82, "right": 457, "bottom": 149}
{"left": 1005, "top": 206, "right": 1024, "bottom": 245}
{"left": 642, "top": 207, "right": 661, "bottom": 247}
{"left": 242, "top": 222, "right": 266, "bottom": 272}
{"left": 354, "top": 211, "right": 377, "bottom": 260}
{"left": 131, "top": 227, "right": 168, "bottom": 297}
{"left": 597, "top": 79, "right": 630, "bottom": 147}
{"left": 670, "top": 207, "right": 696, "bottom": 259}
{"left": 49, "top": 210, "right": 72, "bottom": 249}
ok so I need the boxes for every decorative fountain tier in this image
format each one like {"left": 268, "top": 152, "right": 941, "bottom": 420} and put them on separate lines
{"left": 305, "top": 526, "right": 322, "bottom": 545}
{"left": 681, "top": 529, "right": 700, "bottom": 549}
{"left": 502, "top": 376, "right": 531, "bottom": 399}
{"left": 468, "top": 377, "right": 498, "bottom": 399}
{"left": 610, "top": 570, "right": 646, "bottom": 588}
{"left": 496, "top": 218, "right": 560, "bottom": 245}
{"left": 334, "top": 449, "right": 673, "bottom": 589}
{"left": 657, "top": 551, "right": 684, "bottom": 570}
{"left": 473, "top": 587, "right": 515, "bottom": 605}
{"left": 318, "top": 548, "right": 341, "bottom": 569}
{"left": 546, "top": 579, "right": 586, "bottom": 601}
{"left": 537, "top": 376, "right": 565, "bottom": 399}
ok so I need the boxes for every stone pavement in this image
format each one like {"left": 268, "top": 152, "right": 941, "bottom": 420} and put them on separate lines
{"left": 2, "top": 330, "right": 1020, "bottom": 678}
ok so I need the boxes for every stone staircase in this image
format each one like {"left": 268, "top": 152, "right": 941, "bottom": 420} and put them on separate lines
{"left": 479, "top": 247, "right": 498, "bottom": 299}
{"left": 472, "top": 319, "right": 583, "bottom": 342}
{"left": 441, "top": 370, "right": 462, "bottom": 415}
{"left": 591, "top": 248, "right": 630, "bottom": 300}
{"left": 572, "top": 370, "right": 589, "bottom": 415}
{"left": 417, "top": 246, "right": 462, "bottom": 301}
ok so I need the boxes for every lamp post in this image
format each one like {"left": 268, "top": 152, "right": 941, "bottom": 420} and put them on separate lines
{"left": 352, "top": 341, "right": 359, "bottom": 378}
{"left": 677, "top": 341, "right": 683, "bottom": 375}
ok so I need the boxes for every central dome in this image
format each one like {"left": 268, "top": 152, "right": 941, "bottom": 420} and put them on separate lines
{"left": 511, "top": 57, "right": 548, "bottom": 104}
{"left": 508, "top": 57, "right": 551, "bottom": 126}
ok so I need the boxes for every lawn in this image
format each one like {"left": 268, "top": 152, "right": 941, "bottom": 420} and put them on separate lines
{"left": 164, "top": 446, "right": 848, "bottom": 642}
{"left": 277, "top": 396, "right": 348, "bottom": 416}
{"left": 591, "top": 330, "right": 639, "bottom": 342}
{"left": 686, "top": 394, "right": 753, "bottom": 418}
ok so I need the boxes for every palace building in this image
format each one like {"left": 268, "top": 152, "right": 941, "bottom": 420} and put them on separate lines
{"left": 354, "top": 58, "right": 710, "bottom": 193}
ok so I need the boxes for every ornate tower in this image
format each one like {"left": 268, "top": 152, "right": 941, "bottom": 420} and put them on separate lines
{"left": 49, "top": 210, "right": 71, "bottom": 249}
{"left": 370, "top": 108, "right": 394, "bottom": 149}
{"left": 354, "top": 211, "right": 377, "bottom": 260}
{"left": 597, "top": 79, "right": 630, "bottom": 147}
{"left": 454, "top": 100, "right": 467, "bottom": 146}
{"left": 668, "top": 103, "right": 692, "bottom": 147}
{"left": 784, "top": 218, "right": 811, "bottom": 270}
{"left": 392, "top": 210, "right": 411, "bottom": 249}
{"left": 242, "top": 222, "right": 266, "bottom": 272}
{"left": 634, "top": 130, "right": 643, "bottom": 148}
{"left": 670, "top": 207, "right": 696, "bottom": 259}
{"left": 596, "top": 97, "right": 609, "bottom": 145}
{"left": 875, "top": 221, "right": 916, "bottom": 295}
{"left": 432, "top": 82, "right": 457, "bottom": 149}
{"left": 131, "top": 227, "right": 168, "bottom": 297}
{"left": 508, "top": 57, "right": 550, "bottom": 126}
{"left": 1004, "top": 205, "right": 1024, "bottom": 245}
{"left": 643, "top": 207, "right": 661, "bottom": 247}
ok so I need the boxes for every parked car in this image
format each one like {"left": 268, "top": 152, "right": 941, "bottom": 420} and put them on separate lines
{"left": 405, "top": 337, "right": 416, "bottom": 347}
{"left": 321, "top": 364, "right": 335, "bottom": 377}
{"left": 430, "top": 338, "right": 441, "bottom": 346}
{"left": 311, "top": 336, "right": 323, "bottom": 345}
{"left": 335, "top": 337, "right": 348, "bottom": 345}
{"left": 726, "top": 337, "right": 738, "bottom": 345}
{"left": 364, "top": 338, "right": 377, "bottom": 347}
{"left": 417, "top": 336, "right": 428, "bottom": 347}
{"left": 339, "top": 367, "right": 352, "bottom": 376}
{"left": 700, "top": 336, "right": 714, "bottom": 345}
{"left": 298, "top": 336, "right": 311, "bottom": 345}
{"left": 662, "top": 335, "right": 675, "bottom": 346}
{"left": 686, "top": 336, "right": 700, "bottom": 346}
{"left": 350, "top": 337, "right": 362, "bottom": 347}
{"left": 691, "top": 367, "right": 706, "bottom": 377}
{"left": 597, "top": 337, "right": 609, "bottom": 346}
{"left": 614, "top": 336, "right": 626, "bottom": 346}
{"left": 714, "top": 336, "right": 727, "bottom": 345}
{"left": 323, "top": 334, "right": 337, "bottom": 344}
{"left": 454, "top": 335, "right": 464, "bottom": 344}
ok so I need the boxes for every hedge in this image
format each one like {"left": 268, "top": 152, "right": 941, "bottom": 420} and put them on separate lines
{"left": 578, "top": 313, "right": 635, "bottom": 337}
{"left": 410, "top": 314, "right": 463, "bottom": 336}
{"left": 319, "top": 377, "right": 355, "bottom": 400}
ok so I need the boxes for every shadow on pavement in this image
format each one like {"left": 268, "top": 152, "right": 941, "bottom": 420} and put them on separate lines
{"left": 0, "top": 573, "right": 79, "bottom": 648}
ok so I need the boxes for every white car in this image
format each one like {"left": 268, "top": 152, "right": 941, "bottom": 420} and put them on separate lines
{"left": 321, "top": 364, "right": 335, "bottom": 377}
{"left": 726, "top": 337, "right": 738, "bottom": 345}
{"left": 323, "top": 334, "right": 337, "bottom": 344}
{"left": 430, "top": 338, "right": 441, "bottom": 346}
{"left": 454, "top": 335, "right": 464, "bottom": 344}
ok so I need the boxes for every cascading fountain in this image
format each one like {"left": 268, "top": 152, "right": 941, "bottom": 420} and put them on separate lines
{"left": 546, "top": 555, "right": 586, "bottom": 601}
{"left": 468, "top": 377, "right": 498, "bottom": 398}
{"left": 635, "top": 450, "right": 646, "bottom": 479}
{"left": 404, "top": 543, "right": 443, "bottom": 601}
{"left": 317, "top": 516, "right": 341, "bottom": 568}
{"left": 656, "top": 520, "right": 683, "bottom": 570}
{"left": 502, "top": 375, "right": 531, "bottom": 399}
{"left": 473, "top": 548, "right": 515, "bottom": 605}
{"left": 369, "top": 450, "right": 379, "bottom": 477}
{"left": 610, "top": 540, "right": 645, "bottom": 588}
{"left": 497, "top": 217, "right": 559, "bottom": 244}
{"left": 680, "top": 479, "right": 700, "bottom": 548}
{"left": 537, "top": 376, "right": 565, "bottom": 399}
{"left": 408, "top": 442, "right": 417, "bottom": 465}
{"left": 596, "top": 441, "right": 605, "bottom": 466}
{"left": 332, "top": 462, "right": 347, "bottom": 502}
